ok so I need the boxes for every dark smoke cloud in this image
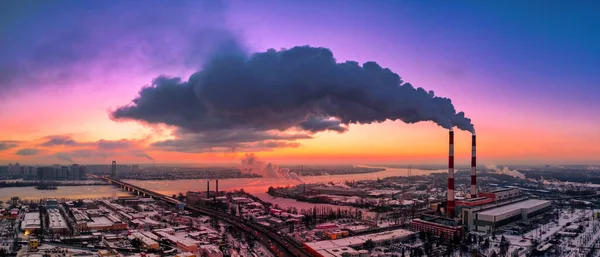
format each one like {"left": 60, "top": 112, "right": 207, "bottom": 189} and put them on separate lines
{"left": 112, "top": 46, "right": 475, "bottom": 140}
{"left": 0, "top": 141, "right": 20, "bottom": 151}
{"left": 299, "top": 116, "right": 347, "bottom": 133}
{"left": 16, "top": 148, "right": 41, "bottom": 156}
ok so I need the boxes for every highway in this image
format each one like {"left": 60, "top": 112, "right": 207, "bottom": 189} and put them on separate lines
{"left": 97, "top": 176, "right": 312, "bottom": 257}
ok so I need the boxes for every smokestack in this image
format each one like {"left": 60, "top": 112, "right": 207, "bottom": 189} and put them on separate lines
{"left": 215, "top": 179, "right": 219, "bottom": 199}
{"left": 207, "top": 180, "right": 210, "bottom": 199}
{"left": 447, "top": 130, "right": 455, "bottom": 218}
{"left": 470, "top": 134, "right": 477, "bottom": 197}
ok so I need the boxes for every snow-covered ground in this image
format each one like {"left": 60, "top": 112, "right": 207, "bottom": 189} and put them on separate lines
{"left": 490, "top": 209, "right": 592, "bottom": 257}
{"left": 563, "top": 210, "right": 600, "bottom": 257}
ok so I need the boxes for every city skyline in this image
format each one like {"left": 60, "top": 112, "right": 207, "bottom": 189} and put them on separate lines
{"left": 1, "top": 1, "right": 599, "bottom": 165}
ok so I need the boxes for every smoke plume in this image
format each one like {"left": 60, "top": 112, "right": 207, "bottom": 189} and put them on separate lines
{"left": 133, "top": 151, "right": 154, "bottom": 160}
{"left": 54, "top": 152, "right": 75, "bottom": 163}
{"left": 239, "top": 153, "right": 304, "bottom": 182}
{"left": 112, "top": 46, "right": 475, "bottom": 152}
{"left": 485, "top": 164, "right": 526, "bottom": 179}
{"left": 278, "top": 168, "right": 305, "bottom": 183}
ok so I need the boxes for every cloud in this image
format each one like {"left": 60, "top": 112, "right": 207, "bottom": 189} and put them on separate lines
{"left": 299, "top": 116, "right": 347, "bottom": 133}
{"left": 43, "top": 137, "right": 147, "bottom": 162}
{"left": 16, "top": 148, "right": 41, "bottom": 156}
{"left": 96, "top": 139, "right": 133, "bottom": 150}
{"left": 0, "top": 141, "right": 20, "bottom": 151}
{"left": 152, "top": 129, "right": 308, "bottom": 153}
{"left": 0, "top": 1, "right": 240, "bottom": 97}
{"left": 39, "top": 136, "right": 80, "bottom": 146}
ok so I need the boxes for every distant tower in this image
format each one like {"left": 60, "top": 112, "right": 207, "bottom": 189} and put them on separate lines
{"left": 111, "top": 161, "right": 117, "bottom": 178}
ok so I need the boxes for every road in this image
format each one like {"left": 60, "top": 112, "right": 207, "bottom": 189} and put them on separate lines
{"left": 97, "top": 176, "right": 312, "bottom": 257}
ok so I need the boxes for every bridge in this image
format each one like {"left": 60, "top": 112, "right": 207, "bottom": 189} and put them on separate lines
{"left": 96, "top": 175, "right": 313, "bottom": 257}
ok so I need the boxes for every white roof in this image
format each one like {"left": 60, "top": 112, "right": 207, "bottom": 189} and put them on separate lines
{"left": 478, "top": 199, "right": 550, "bottom": 216}
{"left": 87, "top": 216, "right": 114, "bottom": 228}
{"left": 48, "top": 209, "right": 68, "bottom": 229}
{"left": 21, "top": 212, "right": 41, "bottom": 230}
{"left": 305, "top": 229, "right": 415, "bottom": 250}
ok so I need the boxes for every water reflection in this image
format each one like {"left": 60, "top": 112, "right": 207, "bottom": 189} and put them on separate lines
{"left": 0, "top": 166, "right": 442, "bottom": 212}
{"left": 0, "top": 186, "right": 131, "bottom": 201}
{"left": 124, "top": 166, "right": 443, "bottom": 195}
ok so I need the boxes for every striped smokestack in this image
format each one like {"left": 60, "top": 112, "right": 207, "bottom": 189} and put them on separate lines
{"left": 215, "top": 179, "right": 219, "bottom": 200}
{"left": 470, "top": 134, "right": 477, "bottom": 197}
{"left": 447, "top": 130, "right": 455, "bottom": 218}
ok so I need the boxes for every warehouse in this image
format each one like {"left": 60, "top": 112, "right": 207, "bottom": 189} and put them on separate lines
{"left": 21, "top": 212, "right": 41, "bottom": 234}
{"left": 304, "top": 228, "right": 415, "bottom": 256}
{"left": 47, "top": 209, "right": 70, "bottom": 234}
{"left": 474, "top": 199, "right": 551, "bottom": 232}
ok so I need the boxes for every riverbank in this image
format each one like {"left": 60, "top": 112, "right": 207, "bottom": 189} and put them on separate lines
{"left": 0, "top": 180, "right": 109, "bottom": 188}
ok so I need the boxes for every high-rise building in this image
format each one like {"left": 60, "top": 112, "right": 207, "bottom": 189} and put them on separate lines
{"left": 111, "top": 161, "right": 117, "bottom": 178}
{"left": 70, "top": 164, "right": 87, "bottom": 180}
{"left": 60, "top": 166, "right": 69, "bottom": 180}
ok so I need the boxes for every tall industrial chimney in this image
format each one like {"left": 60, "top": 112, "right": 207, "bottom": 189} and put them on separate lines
{"left": 447, "top": 130, "right": 455, "bottom": 218}
{"left": 206, "top": 180, "right": 210, "bottom": 199}
{"left": 470, "top": 134, "right": 477, "bottom": 197}
{"left": 215, "top": 179, "right": 219, "bottom": 198}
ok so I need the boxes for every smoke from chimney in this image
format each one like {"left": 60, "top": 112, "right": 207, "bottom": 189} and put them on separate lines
{"left": 54, "top": 152, "right": 75, "bottom": 164}
{"left": 111, "top": 46, "right": 476, "bottom": 153}
{"left": 485, "top": 164, "right": 526, "bottom": 179}
{"left": 239, "top": 153, "right": 304, "bottom": 182}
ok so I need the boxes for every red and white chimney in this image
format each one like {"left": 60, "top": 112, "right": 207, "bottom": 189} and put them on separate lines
{"left": 470, "top": 134, "right": 477, "bottom": 197}
{"left": 447, "top": 130, "right": 455, "bottom": 218}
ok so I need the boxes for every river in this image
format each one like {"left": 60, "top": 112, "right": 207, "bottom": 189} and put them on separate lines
{"left": 0, "top": 166, "right": 443, "bottom": 211}
{"left": 0, "top": 185, "right": 130, "bottom": 201}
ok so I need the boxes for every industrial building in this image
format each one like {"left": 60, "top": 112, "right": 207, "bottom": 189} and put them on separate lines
{"left": 131, "top": 232, "right": 159, "bottom": 250}
{"left": 479, "top": 188, "right": 521, "bottom": 202}
{"left": 409, "top": 131, "right": 552, "bottom": 238}
{"left": 47, "top": 209, "right": 70, "bottom": 234}
{"left": 410, "top": 218, "right": 463, "bottom": 239}
{"left": 304, "top": 229, "right": 415, "bottom": 256}
{"left": 21, "top": 212, "right": 41, "bottom": 234}
{"left": 473, "top": 199, "right": 551, "bottom": 232}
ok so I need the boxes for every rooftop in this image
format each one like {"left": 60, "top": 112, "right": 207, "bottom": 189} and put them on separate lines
{"left": 87, "top": 216, "right": 114, "bottom": 228}
{"left": 48, "top": 209, "right": 68, "bottom": 229}
{"left": 490, "top": 188, "right": 518, "bottom": 193}
{"left": 478, "top": 199, "right": 550, "bottom": 216}
{"left": 306, "top": 229, "right": 414, "bottom": 250}
{"left": 21, "top": 212, "right": 41, "bottom": 230}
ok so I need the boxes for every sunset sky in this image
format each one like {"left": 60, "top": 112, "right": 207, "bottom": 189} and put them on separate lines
{"left": 1, "top": 1, "right": 599, "bottom": 165}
